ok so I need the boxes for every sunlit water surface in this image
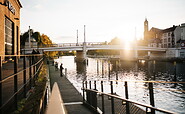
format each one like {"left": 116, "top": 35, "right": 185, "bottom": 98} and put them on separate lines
{"left": 55, "top": 56, "right": 185, "bottom": 114}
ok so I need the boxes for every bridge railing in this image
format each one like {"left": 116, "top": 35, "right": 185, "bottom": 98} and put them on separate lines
{"left": 0, "top": 54, "right": 44, "bottom": 113}
{"left": 82, "top": 80, "right": 177, "bottom": 114}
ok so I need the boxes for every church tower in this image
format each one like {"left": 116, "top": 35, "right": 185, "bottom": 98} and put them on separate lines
{"left": 144, "top": 18, "right": 149, "bottom": 40}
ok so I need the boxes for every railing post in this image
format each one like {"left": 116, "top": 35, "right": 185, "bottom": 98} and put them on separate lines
{"left": 125, "top": 81, "right": 130, "bottom": 114}
{"left": 94, "top": 81, "right": 96, "bottom": 90}
{"left": 14, "top": 56, "right": 18, "bottom": 110}
{"left": 82, "top": 81, "right": 85, "bottom": 103}
{"left": 108, "top": 61, "right": 110, "bottom": 80}
{"left": 101, "top": 81, "right": 105, "bottom": 114}
{"left": 29, "top": 56, "right": 32, "bottom": 89}
{"left": 110, "top": 81, "right": 115, "bottom": 114}
{"left": 89, "top": 81, "right": 91, "bottom": 89}
{"left": 85, "top": 81, "right": 87, "bottom": 89}
{"left": 149, "top": 82, "right": 155, "bottom": 114}
{"left": 102, "top": 61, "right": 104, "bottom": 77}
{"left": 116, "top": 61, "right": 118, "bottom": 84}
{"left": 33, "top": 56, "right": 36, "bottom": 86}
{"left": 97, "top": 60, "right": 99, "bottom": 75}
{"left": 0, "top": 56, "right": 2, "bottom": 113}
{"left": 23, "top": 56, "right": 27, "bottom": 98}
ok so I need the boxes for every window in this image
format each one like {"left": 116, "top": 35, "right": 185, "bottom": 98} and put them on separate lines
{"left": 5, "top": 17, "right": 14, "bottom": 55}
{"left": 168, "top": 38, "right": 170, "bottom": 42}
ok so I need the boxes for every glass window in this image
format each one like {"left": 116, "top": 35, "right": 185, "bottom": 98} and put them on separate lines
{"left": 5, "top": 17, "right": 14, "bottom": 55}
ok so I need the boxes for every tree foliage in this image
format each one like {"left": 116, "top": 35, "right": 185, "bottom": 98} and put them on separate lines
{"left": 109, "top": 37, "right": 122, "bottom": 45}
{"left": 20, "top": 29, "right": 58, "bottom": 57}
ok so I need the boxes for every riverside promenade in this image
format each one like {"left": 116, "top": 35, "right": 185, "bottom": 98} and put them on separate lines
{"left": 48, "top": 62, "right": 93, "bottom": 114}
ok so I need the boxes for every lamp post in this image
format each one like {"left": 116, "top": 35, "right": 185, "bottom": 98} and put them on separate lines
{"left": 76, "top": 29, "right": 78, "bottom": 46}
{"left": 84, "top": 25, "right": 86, "bottom": 43}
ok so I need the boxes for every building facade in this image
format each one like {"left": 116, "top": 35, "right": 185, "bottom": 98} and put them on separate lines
{"left": 181, "top": 23, "right": 185, "bottom": 40}
{"left": 0, "top": 0, "right": 22, "bottom": 56}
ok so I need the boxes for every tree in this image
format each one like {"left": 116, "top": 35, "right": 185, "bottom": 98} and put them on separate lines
{"left": 109, "top": 37, "right": 122, "bottom": 45}
{"left": 21, "top": 29, "right": 58, "bottom": 57}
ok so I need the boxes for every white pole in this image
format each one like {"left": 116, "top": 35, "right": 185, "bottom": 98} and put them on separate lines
{"left": 84, "top": 25, "right": 86, "bottom": 43}
{"left": 77, "top": 29, "right": 78, "bottom": 46}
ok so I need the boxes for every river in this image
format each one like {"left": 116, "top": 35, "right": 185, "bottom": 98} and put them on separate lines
{"left": 55, "top": 56, "right": 185, "bottom": 114}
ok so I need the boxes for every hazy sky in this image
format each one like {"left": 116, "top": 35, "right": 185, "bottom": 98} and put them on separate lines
{"left": 20, "top": 0, "right": 185, "bottom": 43}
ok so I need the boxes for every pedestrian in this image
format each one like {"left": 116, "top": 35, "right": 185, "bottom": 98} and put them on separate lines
{"left": 60, "top": 63, "right": 64, "bottom": 77}
{"left": 55, "top": 62, "right": 58, "bottom": 71}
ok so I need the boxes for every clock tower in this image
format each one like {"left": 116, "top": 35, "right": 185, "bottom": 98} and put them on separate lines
{"left": 144, "top": 18, "right": 149, "bottom": 40}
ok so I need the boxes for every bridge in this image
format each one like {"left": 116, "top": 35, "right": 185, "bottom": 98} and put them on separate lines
{"left": 23, "top": 42, "right": 167, "bottom": 62}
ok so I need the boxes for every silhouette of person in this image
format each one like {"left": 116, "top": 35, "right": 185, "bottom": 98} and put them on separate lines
{"left": 60, "top": 63, "right": 64, "bottom": 76}
{"left": 55, "top": 62, "right": 58, "bottom": 71}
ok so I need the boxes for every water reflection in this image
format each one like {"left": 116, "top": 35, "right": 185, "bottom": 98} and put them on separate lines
{"left": 55, "top": 56, "right": 185, "bottom": 113}
{"left": 76, "top": 62, "right": 87, "bottom": 81}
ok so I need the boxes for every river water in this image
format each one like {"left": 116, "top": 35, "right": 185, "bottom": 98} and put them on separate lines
{"left": 55, "top": 56, "right": 185, "bottom": 113}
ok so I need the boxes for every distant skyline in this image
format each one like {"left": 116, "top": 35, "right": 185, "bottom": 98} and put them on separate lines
{"left": 20, "top": 0, "right": 185, "bottom": 43}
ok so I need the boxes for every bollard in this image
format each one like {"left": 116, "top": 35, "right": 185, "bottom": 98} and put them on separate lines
{"left": 149, "top": 82, "right": 155, "bottom": 114}
{"left": 125, "top": 81, "right": 130, "bottom": 114}
{"left": 101, "top": 81, "right": 105, "bottom": 114}
{"left": 65, "top": 68, "right": 67, "bottom": 78}
{"left": 14, "top": 56, "right": 18, "bottom": 110}
{"left": 0, "top": 56, "right": 2, "bottom": 113}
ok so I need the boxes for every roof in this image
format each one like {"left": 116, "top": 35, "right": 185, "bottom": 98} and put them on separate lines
{"left": 150, "top": 27, "right": 162, "bottom": 32}
{"left": 162, "top": 25, "right": 177, "bottom": 33}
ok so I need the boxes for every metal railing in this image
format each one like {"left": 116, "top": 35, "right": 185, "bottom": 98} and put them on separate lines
{"left": 0, "top": 54, "right": 44, "bottom": 114}
{"left": 82, "top": 80, "right": 177, "bottom": 114}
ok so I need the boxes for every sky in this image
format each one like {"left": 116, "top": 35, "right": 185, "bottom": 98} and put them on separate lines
{"left": 20, "top": 0, "right": 185, "bottom": 43}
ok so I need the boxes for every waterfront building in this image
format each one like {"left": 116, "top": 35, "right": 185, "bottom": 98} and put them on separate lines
{"left": 0, "top": 0, "right": 22, "bottom": 56}
{"left": 181, "top": 23, "right": 185, "bottom": 40}
{"left": 161, "top": 26, "right": 179, "bottom": 48}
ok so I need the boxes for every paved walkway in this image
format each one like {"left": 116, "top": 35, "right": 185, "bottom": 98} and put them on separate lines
{"left": 48, "top": 63, "right": 93, "bottom": 114}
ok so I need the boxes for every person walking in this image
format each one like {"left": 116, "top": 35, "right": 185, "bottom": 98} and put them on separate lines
{"left": 60, "top": 63, "right": 64, "bottom": 77}
{"left": 55, "top": 62, "right": 58, "bottom": 71}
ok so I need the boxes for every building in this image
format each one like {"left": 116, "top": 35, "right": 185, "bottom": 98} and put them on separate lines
{"left": 143, "top": 18, "right": 162, "bottom": 47}
{"left": 180, "top": 23, "right": 185, "bottom": 40}
{"left": 161, "top": 26, "right": 176, "bottom": 48}
{"left": 0, "top": 0, "right": 22, "bottom": 56}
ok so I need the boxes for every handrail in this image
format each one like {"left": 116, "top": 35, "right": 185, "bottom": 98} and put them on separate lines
{"left": 0, "top": 60, "right": 43, "bottom": 109}
{"left": 83, "top": 79, "right": 185, "bottom": 84}
{"left": 0, "top": 57, "right": 43, "bottom": 83}
{"left": 0, "top": 55, "right": 44, "bottom": 113}
{"left": 83, "top": 88, "right": 176, "bottom": 114}
{"left": 83, "top": 80, "right": 185, "bottom": 94}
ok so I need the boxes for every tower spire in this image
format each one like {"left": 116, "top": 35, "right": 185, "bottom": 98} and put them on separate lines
{"left": 144, "top": 18, "right": 149, "bottom": 40}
